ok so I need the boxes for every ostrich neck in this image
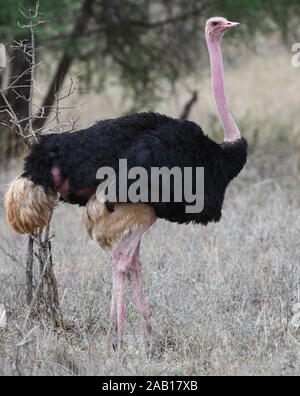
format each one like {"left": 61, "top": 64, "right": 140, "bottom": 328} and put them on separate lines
{"left": 206, "top": 36, "right": 240, "bottom": 142}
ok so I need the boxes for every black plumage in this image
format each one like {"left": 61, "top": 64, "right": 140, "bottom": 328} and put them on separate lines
{"left": 22, "top": 112, "right": 247, "bottom": 225}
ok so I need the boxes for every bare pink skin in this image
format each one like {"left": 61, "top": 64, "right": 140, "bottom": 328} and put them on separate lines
{"left": 51, "top": 166, "right": 70, "bottom": 200}
{"left": 51, "top": 166, "right": 95, "bottom": 201}
{"left": 51, "top": 166, "right": 61, "bottom": 187}
{"left": 205, "top": 17, "right": 241, "bottom": 142}
{"left": 110, "top": 217, "right": 157, "bottom": 344}
{"left": 129, "top": 242, "right": 152, "bottom": 335}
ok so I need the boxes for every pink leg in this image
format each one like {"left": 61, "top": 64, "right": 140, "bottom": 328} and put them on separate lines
{"left": 129, "top": 242, "right": 153, "bottom": 335}
{"left": 110, "top": 218, "right": 157, "bottom": 344}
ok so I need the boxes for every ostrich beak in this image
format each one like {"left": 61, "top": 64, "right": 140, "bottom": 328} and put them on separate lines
{"left": 223, "top": 21, "right": 240, "bottom": 30}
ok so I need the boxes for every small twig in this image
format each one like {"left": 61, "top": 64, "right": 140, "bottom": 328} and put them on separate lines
{"left": 0, "top": 244, "right": 37, "bottom": 280}
{"left": 27, "top": 5, "right": 40, "bottom": 143}
{"left": 25, "top": 236, "right": 34, "bottom": 305}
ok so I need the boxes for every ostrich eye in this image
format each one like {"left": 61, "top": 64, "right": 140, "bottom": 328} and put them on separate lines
{"left": 212, "top": 22, "right": 219, "bottom": 26}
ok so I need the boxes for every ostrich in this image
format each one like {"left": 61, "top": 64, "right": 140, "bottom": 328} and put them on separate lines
{"left": 5, "top": 17, "right": 247, "bottom": 343}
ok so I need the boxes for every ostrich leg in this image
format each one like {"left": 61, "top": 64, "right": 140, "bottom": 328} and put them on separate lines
{"left": 129, "top": 241, "right": 152, "bottom": 335}
{"left": 110, "top": 218, "right": 157, "bottom": 344}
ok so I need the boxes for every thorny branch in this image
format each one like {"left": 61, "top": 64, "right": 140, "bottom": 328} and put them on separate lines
{"left": 0, "top": 2, "right": 78, "bottom": 144}
{"left": 0, "top": 1, "right": 80, "bottom": 327}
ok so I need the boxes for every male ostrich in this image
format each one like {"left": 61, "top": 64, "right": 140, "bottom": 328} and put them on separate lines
{"left": 5, "top": 18, "right": 247, "bottom": 343}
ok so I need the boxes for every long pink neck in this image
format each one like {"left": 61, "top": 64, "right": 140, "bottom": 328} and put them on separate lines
{"left": 206, "top": 35, "right": 240, "bottom": 142}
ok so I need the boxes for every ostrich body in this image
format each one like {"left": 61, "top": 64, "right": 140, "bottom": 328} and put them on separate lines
{"left": 5, "top": 18, "right": 247, "bottom": 343}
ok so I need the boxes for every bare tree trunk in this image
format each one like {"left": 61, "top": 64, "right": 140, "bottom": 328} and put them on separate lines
{"left": 179, "top": 91, "right": 198, "bottom": 120}
{"left": 35, "top": 226, "right": 61, "bottom": 322}
{"left": 26, "top": 236, "right": 34, "bottom": 305}
{"left": 24, "top": 226, "right": 62, "bottom": 324}
{"left": 33, "top": 0, "right": 95, "bottom": 130}
{"left": 0, "top": 48, "right": 30, "bottom": 160}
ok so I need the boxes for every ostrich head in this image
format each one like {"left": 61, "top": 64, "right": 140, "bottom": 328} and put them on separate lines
{"left": 205, "top": 17, "right": 240, "bottom": 41}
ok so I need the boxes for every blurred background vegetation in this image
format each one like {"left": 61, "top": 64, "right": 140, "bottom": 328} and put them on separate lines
{"left": 0, "top": 0, "right": 300, "bottom": 159}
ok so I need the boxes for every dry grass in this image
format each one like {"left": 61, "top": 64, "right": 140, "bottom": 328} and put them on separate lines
{"left": 0, "top": 42, "right": 300, "bottom": 376}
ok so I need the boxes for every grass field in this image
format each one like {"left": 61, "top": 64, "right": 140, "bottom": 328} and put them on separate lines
{"left": 0, "top": 42, "right": 299, "bottom": 376}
